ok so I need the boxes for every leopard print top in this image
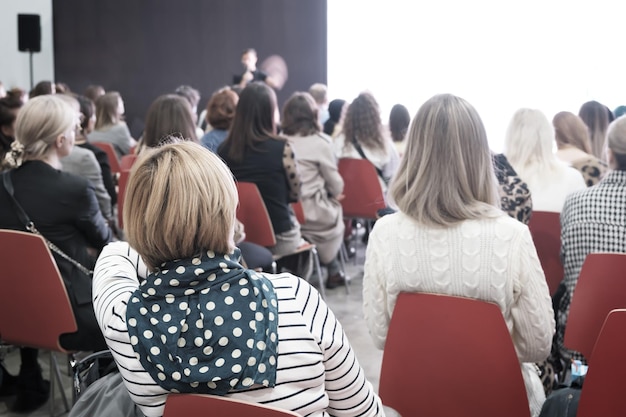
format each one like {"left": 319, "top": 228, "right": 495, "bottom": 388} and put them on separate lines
{"left": 571, "top": 156, "right": 608, "bottom": 187}
{"left": 493, "top": 153, "right": 532, "bottom": 225}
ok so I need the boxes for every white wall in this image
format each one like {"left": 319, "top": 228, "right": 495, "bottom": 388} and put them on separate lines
{"left": 0, "top": 0, "right": 54, "bottom": 91}
{"left": 328, "top": 0, "right": 626, "bottom": 152}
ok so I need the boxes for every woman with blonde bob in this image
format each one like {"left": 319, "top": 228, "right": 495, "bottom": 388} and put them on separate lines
{"left": 363, "top": 94, "right": 554, "bottom": 417}
{"left": 553, "top": 111, "right": 607, "bottom": 186}
{"left": 92, "top": 141, "right": 384, "bottom": 417}
{"left": 504, "top": 108, "right": 585, "bottom": 212}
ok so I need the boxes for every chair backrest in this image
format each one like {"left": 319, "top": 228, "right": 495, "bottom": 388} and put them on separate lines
{"left": 0, "top": 229, "right": 77, "bottom": 352}
{"left": 379, "top": 292, "right": 529, "bottom": 417}
{"left": 235, "top": 182, "right": 276, "bottom": 247}
{"left": 564, "top": 253, "right": 626, "bottom": 362}
{"left": 291, "top": 201, "right": 306, "bottom": 225}
{"left": 337, "top": 158, "right": 386, "bottom": 219}
{"left": 527, "top": 211, "right": 563, "bottom": 295}
{"left": 93, "top": 142, "right": 121, "bottom": 175}
{"left": 120, "top": 154, "right": 138, "bottom": 171}
{"left": 577, "top": 309, "right": 626, "bottom": 417}
{"left": 117, "top": 170, "right": 130, "bottom": 230}
{"left": 163, "top": 393, "right": 301, "bottom": 417}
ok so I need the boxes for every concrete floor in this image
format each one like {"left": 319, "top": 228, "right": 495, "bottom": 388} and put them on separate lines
{"left": 0, "top": 242, "right": 384, "bottom": 416}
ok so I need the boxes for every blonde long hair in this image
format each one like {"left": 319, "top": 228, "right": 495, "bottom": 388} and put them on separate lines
{"left": 389, "top": 94, "right": 498, "bottom": 226}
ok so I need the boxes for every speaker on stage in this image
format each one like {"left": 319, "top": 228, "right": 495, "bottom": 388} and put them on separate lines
{"left": 18, "top": 14, "right": 41, "bottom": 52}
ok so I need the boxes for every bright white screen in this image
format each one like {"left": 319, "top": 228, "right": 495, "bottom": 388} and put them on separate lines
{"left": 328, "top": 0, "right": 626, "bottom": 151}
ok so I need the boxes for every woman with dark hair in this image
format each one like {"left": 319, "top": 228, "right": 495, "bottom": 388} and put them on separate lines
{"left": 88, "top": 91, "right": 136, "bottom": 157}
{"left": 579, "top": 100, "right": 610, "bottom": 161}
{"left": 138, "top": 94, "right": 198, "bottom": 152}
{"left": 218, "top": 82, "right": 303, "bottom": 258}
{"left": 201, "top": 87, "right": 238, "bottom": 153}
{"left": 388, "top": 103, "right": 410, "bottom": 157}
{"left": 323, "top": 98, "right": 346, "bottom": 137}
{"left": 282, "top": 92, "right": 345, "bottom": 288}
{"left": 28, "top": 80, "right": 55, "bottom": 98}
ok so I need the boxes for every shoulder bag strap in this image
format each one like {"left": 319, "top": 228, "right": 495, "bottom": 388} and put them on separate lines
{"left": 351, "top": 137, "right": 386, "bottom": 181}
{"left": 1, "top": 171, "right": 93, "bottom": 276}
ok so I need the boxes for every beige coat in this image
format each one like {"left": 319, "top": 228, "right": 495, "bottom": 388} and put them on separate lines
{"left": 287, "top": 132, "right": 344, "bottom": 264}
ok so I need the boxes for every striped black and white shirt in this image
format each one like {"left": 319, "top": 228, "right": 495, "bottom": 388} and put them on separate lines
{"left": 93, "top": 242, "right": 385, "bottom": 417}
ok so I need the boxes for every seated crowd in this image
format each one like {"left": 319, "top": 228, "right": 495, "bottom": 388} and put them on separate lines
{"left": 0, "top": 77, "right": 624, "bottom": 417}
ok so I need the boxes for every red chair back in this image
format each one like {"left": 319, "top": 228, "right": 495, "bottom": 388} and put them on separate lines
{"left": 528, "top": 211, "right": 563, "bottom": 295}
{"left": 338, "top": 158, "right": 386, "bottom": 219}
{"left": 93, "top": 142, "right": 121, "bottom": 175}
{"left": 577, "top": 309, "right": 626, "bottom": 417}
{"left": 120, "top": 154, "right": 138, "bottom": 171}
{"left": 291, "top": 201, "right": 306, "bottom": 225}
{"left": 0, "top": 230, "right": 77, "bottom": 352}
{"left": 117, "top": 170, "right": 130, "bottom": 230}
{"left": 164, "top": 393, "right": 301, "bottom": 417}
{"left": 379, "top": 292, "right": 529, "bottom": 417}
{"left": 235, "top": 182, "right": 276, "bottom": 247}
{"left": 564, "top": 253, "right": 626, "bottom": 362}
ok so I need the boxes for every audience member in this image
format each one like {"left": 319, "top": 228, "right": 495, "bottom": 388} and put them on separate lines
{"left": 614, "top": 105, "right": 626, "bottom": 119}
{"left": 0, "top": 95, "right": 112, "bottom": 412}
{"left": 504, "top": 108, "right": 585, "bottom": 212}
{"left": 89, "top": 91, "right": 136, "bottom": 156}
{"left": 308, "top": 83, "right": 330, "bottom": 124}
{"left": 75, "top": 94, "right": 117, "bottom": 207}
{"left": 388, "top": 103, "right": 410, "bottom": 157}
{"left": 55, "top": 82, "right": 72, "bottom": 94}
{"left": 29, "top": 80, "right": 55, "bottom": 98}
{"left": 7, "top": 88, "right": 28, "bottom": 104}
{"left": 0, "top": 96, "right": 23, "bottom": 165}
{"left": 174, "top": 84, "right": 204, "bottom": 138}
{"left": 233, "top": 48, "right": 277, "bottom": 89}
{"left": 334, "top": 92, "right": 399, "bottom": 193}
{"left": 218, "top": 82, "right": 304, "bottom": 258}
{"left": 282, "top": 92, "right": 346, "bottom": 289}
{"left": 200, "top": 87, "right": 238, "bottom": 153}
{"left": 138, "top": 94, "right": 197, "bottom": 152}
{"left": 578, "top": 100, "right": 610, "bottom": 161}
{"left": 323, "top": 98, "right": 346, "bottom": 138}
{"left": 553, "top": 111, "right": 607, "bottom": 186}
{"left": 57, "top": 94, "right": 113, "bottom": 221}
{"left": 84, "top": 84, "right": 105, "bottom": 102}
{"left": 554, "top": 116, "right": 626, "bottom": 370}
{"left": 363, "top": 94, "right": 554, "bottom": 417}
{"left": 92, "top": 141, "right": 385, "bottom": 417}
{"left": 492, "top": 153, "right": 533, "bottom": 224}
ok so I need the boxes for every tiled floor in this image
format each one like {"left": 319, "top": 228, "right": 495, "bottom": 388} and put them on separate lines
{"left": 0, "top": 242, "right": 383, "bottom": 416}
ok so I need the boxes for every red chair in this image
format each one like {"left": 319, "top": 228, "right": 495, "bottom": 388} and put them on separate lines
{"left": 92, "top": 142, "right": 122, "bottom": 176}
{"left": 291, "top": 201, "right": 306, "bottom": 225}
{"left": 120, "top": 154, "right": 138, "bottom": 171}
{"left": 563, "top": 253, "right": 626, "bottom": 362}
{"left": 528, "top": 211, "right": 563, "bottom": 295}
{"left": 576, "top": 309, "right": 626, "bottom": 417}
{"left": 117, "top": 170, "right": 130, "bottom": 230}
{"left": 235, "top": 182, "right": 325, "bottom": 298}
{"left": 379, "top": 292, "right": 530, "bottom": 417}
{"left": 164, "top": 393, "right": 300, "bottom": 417}
{"left": 337, "top": 158, "right": 386, "bottom": 220}
{"left": 0, "top": 230, "right": 77, "bottom": 414}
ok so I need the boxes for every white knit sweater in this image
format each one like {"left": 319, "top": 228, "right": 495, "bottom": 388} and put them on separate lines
{"left": 363, "top": 212, "right": 555, "bottom": 417}
{"left": 94, "top": 242, "right": 385, "bottom": 417}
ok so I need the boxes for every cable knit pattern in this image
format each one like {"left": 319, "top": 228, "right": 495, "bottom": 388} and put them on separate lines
{"left": 363, "top": 212, "right": 555, "bottom": 417}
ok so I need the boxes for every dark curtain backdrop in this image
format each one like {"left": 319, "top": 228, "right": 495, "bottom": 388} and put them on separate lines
{"left": 53, "top": 0, "right": 327, "bottom": 137}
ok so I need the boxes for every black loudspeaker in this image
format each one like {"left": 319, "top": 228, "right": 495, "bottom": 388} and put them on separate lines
{"left": 18, "top": 14, "right": 41, "bottom": 52}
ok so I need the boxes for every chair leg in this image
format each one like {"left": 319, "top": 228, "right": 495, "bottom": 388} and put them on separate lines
{"left": 50, "top": 351, "right": 70, "bottom": 416}
{"left": 271, "top": 260, "right": 278, "bottom": 274}
{"left": 339, "top": 243, "right": 350, "bottom": 294}
{"left": 310, "top": 247, "right": 326, "bottom": 300}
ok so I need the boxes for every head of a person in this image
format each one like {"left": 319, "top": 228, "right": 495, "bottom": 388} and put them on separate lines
{"left": 222, "top": 82, "right": 278, "bottom": 163}
{"left": 579, "top": 100, "right": 610, "bottom": 159}
{"left": 614, "top": 105, "right": 626, "bottom": 119}
{"left": 552, "top": 111, "right": 592, "bottom": 154}
{"left": 76, "top": 95, "right": 96, "bottom": 134}
{"left": 390, "top": 94, "right": 497, "bottom": 226}
{"left": 94, "top": 91, "right": 123, "bottom": 129}
{"left": 606, "top": 117, "right": 626, "bottom": 171}
{"left": 308, "top": 83, "right": 328, "bottom": 106}
{"left": 175, "top": 85, "right": 201, "bottom": 117}
{"left": 343, "top": 92, "right": 385, "bottom": 151}
{"left": 124, "top": 141, "right": 237, "bottom": 270}
{"left": 389, "top": 104, "right": 411, "bottom": 143}
{"left": 55, "top": 82, "right": 71, "bottom": 94}
{"left": 8, "top": 88, "right": 28, "bottom": 104}
{"left": 0, "top": 96, "right": 24, "bottom": 141}
{"left": 328, "top": 99, "right": 346, "bottom": 123}
{"left": 206, "top": 87, "right": 238, "bottom": 130}
{"left": 143, "top": 94, "right": 198, "bottom": 149}
{"left": 29, "top": 80, "right": 55, "bottom": 98}
{"left": 281, "top": 92, "right": 320, "bottom": 137}
{"left": 241, "top": 48, "right": 258, "bottom": 71}
{"left": 84, "top": 85, "right": 105, "bottom": 102}
{"left": 504, "top": 108, "right": 555, "bottom": 171}
{"left": 7, "top": 95, "right": 77, "bottom": 167}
